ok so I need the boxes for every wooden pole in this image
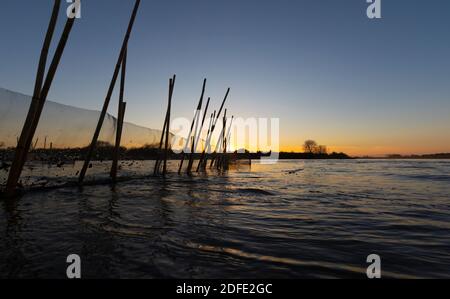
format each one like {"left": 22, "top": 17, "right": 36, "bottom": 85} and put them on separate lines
{"left": 18, "top": 16, "right": 75, "bottom": 170}
{"left": 154, "top": 76, "right": 175, "bottom": 175}
{"left": 225, "top": 116, "right": 234, "bottom": 152}
{"left": 198, "top": 88, "right": 230, "bottom": 170}
{"left": 5, "top": 1, "right": 74, "bottom": 195}
{"left": 111, "top": 48, "right": 128, "bottom": 182}
{"left": 153, "top": 106, "right": 169, "bottom": 175}
{"left": 213, "top": 88, "right": 230, "bottom": 129}
{"left": 201, "top": 110, "right": 216, "bottom": 168}
{"left": 33, "top": 138, "right": 39, "bottom": 151}
{"left": 79, "top": 0, "right": 141, "bottom": 185}
{"left": 187, "top": 97, "right": 210, "bottom": 173}
{"left": 178, "top": 79, "right": 206, "bottom": 174}
{"left": 196, "top": 112, "right": 214, "bottom": 172}
{"left": 163, "top": 75, "right": 176, "bottom": 176}
{"left": 211, "top": 109, "right": 228, "bottom": 169}
{"left": 223, "top": 116, "right": 234, "bottom": 170}
{"left": 110, "top": 101, "right": 127, "bottom": 180}
{"left": 217, "top": 109, "right": 227, "bottom": 169}
{"left": 20, "top": 0, "right": 61, "bottom": 151}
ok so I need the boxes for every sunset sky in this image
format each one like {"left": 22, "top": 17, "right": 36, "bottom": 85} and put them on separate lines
{"left": 1, "top": 0, "right": 450, "bottom": 156}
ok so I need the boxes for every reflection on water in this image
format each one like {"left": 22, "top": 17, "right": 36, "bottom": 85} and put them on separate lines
{"left": 1, "top": 159, "right": 450, "bottom": 278}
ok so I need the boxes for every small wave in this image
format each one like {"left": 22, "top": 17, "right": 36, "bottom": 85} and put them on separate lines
{"left": 236, "top": 188, "right": 274, "bottom": 196}
{"left": 184, "top": 241, "right": 418, "bottom": 279}
{"left": 398, "top": 174, "right": 450, "bottom": 182}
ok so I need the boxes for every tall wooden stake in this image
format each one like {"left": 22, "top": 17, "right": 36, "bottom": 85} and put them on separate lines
{"left": 33, "top": 138, "right": 39, "bottom": 151}
{"left": 154, "top": 76, "right": 174, "bottom": 175}
{"left": 225, "top": 116, "right": 234, "bottom": 152}
{"left": 5, "top": 0, "right": 75, "bottom": 196}
{"left": 197, "top": 88, "right": 230, "bottom": 171}
{"left": 153, "top": 108, "right": 169, "bottom": 175}
{"left": 178, "top": 79, "right": 206, "bottom": 174}
{"left": 187, "top": 97, "right": 210, "bottom": 173}
{"left": 111, "top": 49, "right": 128, "bottom": 182}
{"left": 217, "top": 109, "right": 227, "bottom": 169}
{"left": 163, "top": 75, "right": 176, "bottom": 176}
{"left": 196, "top": 112, "right": 214, "bottom": 172}
{"left": 79, "top": 0, "right": 141, "bottom": 185}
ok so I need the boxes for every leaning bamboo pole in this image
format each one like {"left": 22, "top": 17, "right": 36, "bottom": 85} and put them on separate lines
{"left": 19, "top": 0, "right": 61, "bottom": 151}
{"left": 178, "top": 79, "right": 207, "bottom": 174}
{"left": 194, "top": 97, "right": 210, "bottom": 155}
{"left": 198, "top": 88, "right": 230, "bottom": 170}
{"left": 17, "top": 17, "right": 75, "bottom": 170}
{"left": 210, "top": 118, "right": 226, "bottom": 168}
{"left": 154, "top": 105, "right": 169, "bottom": 174}
{"left": 33, "top": 138, "right": 39, "bottom": 151}
{"left": 224, "top": 116, "right": 234, "bottom": 170}
{"left": 216, "top": 109, "right": 227, "bottom": 169}
{"left": 225, "top": 116, "right": 234, "bottom": 152}
{"left": 199, "top": 110, "right": 216, "bottom": 169}
{"left": 211, "top": 108, "right": 231, "bottom": 169}
{"left": 153, "top": 106, "right": 169, "bottom": 175}
{"left": 5, "top": 1, "right": 74, "bottom": 195}
{"left": 79, "top": 0, "right": 141, "bottom": 185}
{"left": 111, "top": 48, "right": 128, "bottom": 182}
{"left": 221, "top": 115, "right": 234, "bottom": 170}
{"left": 154, "top": 76, "right": 175, "bottom": 175}
{"left": 196, "top": 112, "right": 215, "bottom": 172}
{"left": 187, "top": 97, "right": 210, "bottom": 173}
{"left": 110, "top": 101, "right": 127, "bottom": 180}
{"left": 163, "top": 75, "right": 176, "bottom": 175}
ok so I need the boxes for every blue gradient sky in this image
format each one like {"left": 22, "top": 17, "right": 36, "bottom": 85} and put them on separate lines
{"left": 1, "top": 0, "right": 450, "bottom": 155}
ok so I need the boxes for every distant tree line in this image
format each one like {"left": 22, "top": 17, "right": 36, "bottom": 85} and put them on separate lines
{"left": 277, "top": 140, "right": 350, "bottom": 159}
{"left": 0, "top": 139, "right": 352, "bottom": 163}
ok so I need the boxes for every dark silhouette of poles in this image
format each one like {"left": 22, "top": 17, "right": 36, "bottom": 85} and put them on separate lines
{"left": 153, "top": 107, "right": 168, "bottom": 175}
{"left": 196, "top": 112, "right": 215, "bottom": 172}
{"left": 187, "top": 97, "right": 210, "bottom": 174}
{"left": 154, "top": 75, "right": 175, "bottom": 175}
{"left": 79, "top": 0, "right": 141, "bottom": 185}
{"left": 210, "top": 110, "right": 228, "bottom": 169}
{"left": 162, "top": 75, "right": 176, "bottom": 176}
{"left": 110, "top": 48, "right": 128, "bottom": 182}
{"left": 198, "top": 88, "right": 230, "bottom": 171}
{"left": 225, "top": 115, "right": 234, "bottom": 152}
{"left": 195, "top": 97, "right": 211, "bottom": 153}
{"left": 198, "top": 109, "right": 216, "bottom": 170}
{"left": 220, "top": 114, "right": 234, "bottom": 170}
{"left": 20, "top": 9, "right": 74, "bottom": 171}
{"left": 178, "top": 79, "right": 206, "bottom": 174}
{"left": 33, "top": 138, "right": 39, "bottom": 151}
{"left": 5, "top": 0, "right": 75, "bottom": 196}
{"left": 217, "top": 109, "right": 227, "bottom": 169}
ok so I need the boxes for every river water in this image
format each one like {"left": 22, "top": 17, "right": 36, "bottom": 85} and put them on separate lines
{"left": 0, "top": 159, "right": 449, "bottom": 278}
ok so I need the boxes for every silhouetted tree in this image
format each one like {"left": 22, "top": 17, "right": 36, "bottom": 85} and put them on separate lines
{"left": 303, "top": 140, "right": 318, "bottom": 154}
{"left": 316, "top": 145, "right": 328, "bottom": 155}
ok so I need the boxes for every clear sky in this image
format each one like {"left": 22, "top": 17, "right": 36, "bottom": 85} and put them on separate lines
{"left": 1, "top": 0, "right": 450, "bottom": 156}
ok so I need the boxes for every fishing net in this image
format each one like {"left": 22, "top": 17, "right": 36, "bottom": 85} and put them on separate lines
{"left": 0, "top": 87, "right": 162, "bottom": 149}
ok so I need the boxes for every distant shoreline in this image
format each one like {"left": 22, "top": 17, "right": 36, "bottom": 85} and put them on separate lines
{"left": 0, "top": 147, "right": 353, "bottom": 163}
{"left": 353, "top": 153, "right": 450, "bottom": 159}
{"left": 2, "top": 147, "right": 450, "bottom": 164}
